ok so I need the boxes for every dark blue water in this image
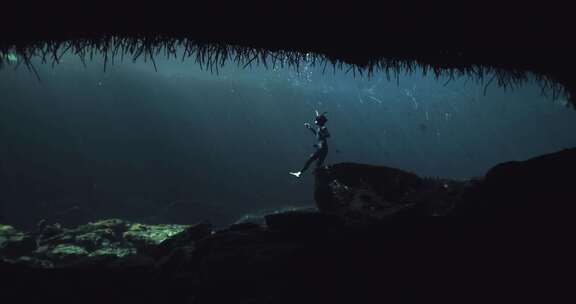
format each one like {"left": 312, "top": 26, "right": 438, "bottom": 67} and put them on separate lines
{"left": 1, "top": 52, "right": 575, "bottom": 227}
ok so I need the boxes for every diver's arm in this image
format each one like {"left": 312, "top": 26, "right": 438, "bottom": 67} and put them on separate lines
{"left": 304, "top": 123, "right": 317, "bottom": 135}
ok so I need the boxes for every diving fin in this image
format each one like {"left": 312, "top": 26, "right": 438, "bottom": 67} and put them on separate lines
{"left": 289, "top": 171, "right": 302, "bottom": 178}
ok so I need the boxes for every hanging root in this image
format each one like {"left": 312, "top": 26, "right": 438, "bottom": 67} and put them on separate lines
{"left": 0, "top": 36, "right": 570, "bottom": 105}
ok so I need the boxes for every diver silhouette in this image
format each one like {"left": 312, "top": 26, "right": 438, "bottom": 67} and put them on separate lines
{"left": 290, "top": 111, "right": 330, "bottom": 178}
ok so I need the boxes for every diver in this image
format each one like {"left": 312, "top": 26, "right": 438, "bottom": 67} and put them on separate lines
{"left": 290, "top": 111, "right": 330, "bottom": 178}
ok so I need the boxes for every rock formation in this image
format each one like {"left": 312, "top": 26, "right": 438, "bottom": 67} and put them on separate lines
{"left": 454, "top": 147, "right": 576, "bottom": 217}
{"left": 2, "top": 148, "right": 576, "bottom": 303}
{"left": 314, "top": 163, "right": 473, "bottom": 222}
{"left": 1, "top": 219, "right": 211, "bottom": 268}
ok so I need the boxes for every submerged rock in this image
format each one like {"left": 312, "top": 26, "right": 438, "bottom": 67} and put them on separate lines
{"left": 2, "top": 149, "right": 575, "bottom": 303}
{"left": 123, "top": 223, "right": 192, "bottom": 257}
{"left": 155, "top": 245, "right": 197, "bottom": 277}
{"left": 454, "top": 147, "right": 576, "bottom": 217}
{"left": 37, "top": 223, "right": 66, "bottom": 246}
{"left": 47, "top": 244, "right": 89, "bottom": 263}
{"left": 314, "top": 163, "right": 467, "bottom": 223}
{"left": 265, "top": 210, "right": 344, "bottom": 232}
{"left": 0, "top": 225, "right": 37, "bottom": 258}
{"left": 13, "top": 256, "right": 53, "bottom": 268}
{"left": 106, "top": 254, "right": 156, "bottom": 270}
{"left": 228, "top": 222, "right": 262, "bottom": 232}
{"left": 316, "top": 148, "right": 576, "bottom": 220}
{"left": 1, "top": 219, "right": 212, "bottom": 267}
{"left": 153, "top": 221, "right": 211, "bottom": 259}
{"left": 314, "top": 163, "right": 422, "bottom": 222}
{"left": 83, "top": 218, "right": 129, "bottom": 234}
{"left": 88, "top": 245, "right": 136, "bottom": 258}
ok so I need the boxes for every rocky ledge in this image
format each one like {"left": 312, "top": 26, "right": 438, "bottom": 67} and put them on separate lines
{"left": 314, "top": 162, "right": 473, "bottom": 221}
{"left": 316, "top": 147, "right": 576, "bottom": 220}
{"left": 0, "top": 219, "right": 211, "bottom": 268}
{"left": 1, "top": 148, "right": 575, "bottom": 303}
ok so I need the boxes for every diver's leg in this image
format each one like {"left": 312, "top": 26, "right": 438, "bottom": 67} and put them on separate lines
{"left": 290, "top": 150, "right": 320, "bottom": 177}
{"left": 301, "top": 150, "right": 321, "bottom": 173}
{"left": 315, "top": 148, "right": 328, "bottom": 168}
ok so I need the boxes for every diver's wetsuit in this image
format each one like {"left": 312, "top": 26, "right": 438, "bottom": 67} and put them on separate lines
{"left": 300, "top": 125, "right": 330, "bottom": 173}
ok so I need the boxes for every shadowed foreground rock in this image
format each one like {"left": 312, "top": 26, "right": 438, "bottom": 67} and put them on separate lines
{"left": 314, "top": 163, "right": 471, "bottom": 222}
{"left": 317, "top": 148, "right": 576, "bottom": 220}
{"left": 1, "top": 214, "right": 572, "bottom": 303}
{"left": 1, "top": 219, "right": 211, "bottom": 268}
{"left": 454, "top": 147, "right": 576, "bottom": 217}
{"left": 2, "top": 148, "right": 576, "bottom": 303}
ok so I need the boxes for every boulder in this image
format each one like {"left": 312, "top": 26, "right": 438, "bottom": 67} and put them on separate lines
{"left": 1, "top": 219, "right": 213, "bottom": 268}
{"left": 88, "top": 245, "right": 136, "bottom": 258}
{"left": 154, "top": 245, "right": 196, "bottom": 276}
{"left": 37, "top": 224, "right": 66, "bottom": 246}
{"left": 82, "top": 218, "right": 129, "bottom": 235}
{"left": 38, "top": 220, "right": 126, "bottom": 249}
{"left": 32, "top": 219, "right": 132, "bottom": 265}
{"left": 46, "top": 244, "right": 89, "bottom": 263}
{"left": 154, "top": 221, "right": 211, "bottom": 259}
{"left": 265, "top": 210, "right": 344, "bottom": 232}
{"left": 454, "top": 147, "right": 576, "bottom": 217}
{"left": 314, "top": 163, "right": 467, "bottom": 223}
{"left": 122, "top": 223, "right": 194, "bottom": 257}
{"left": 228, "top": 222, "right": 262, "bottom": 232}
{"left": 14, "top": 256, "right": 53, "bottom": 268}
{"left": 106, "top": 254, "right": 156, "bottom": 270}
{"left": 0, "top": 225, "right": 37, "bottom": 258}
{"left": 74, "top": 228, "right": 117, "bottom": 251}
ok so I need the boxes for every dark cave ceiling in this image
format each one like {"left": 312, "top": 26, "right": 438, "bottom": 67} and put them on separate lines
{"left": 1, "top": 2, "right": 574, "bottom": 103}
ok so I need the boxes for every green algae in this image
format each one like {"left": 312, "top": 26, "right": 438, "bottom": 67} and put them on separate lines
{"left": 123, "top": 223, "right": 190, "bottom": 246}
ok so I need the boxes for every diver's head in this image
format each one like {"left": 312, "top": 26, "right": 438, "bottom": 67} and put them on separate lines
{"left": 314, "top": 111, "right": 328, "bottom": 126}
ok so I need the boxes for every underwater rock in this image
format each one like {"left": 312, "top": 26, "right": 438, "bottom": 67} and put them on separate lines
{"left": 0, "top": 225, "right": 37, "bottom": 258}
{"left": 83, "top": 218, "right": 129, "bottom": 232}
{"left": 46, "top": 244, "right": 89, "bottom": 263}
{"left": 454, "top": 147, "right": 576, "bottom": 217}
{"left": 38, "top": 220, "right": 125, "bottom": 254}
{"left": 154, "top": 245, "right": 197, "bottom": 277}
{"left": 153, "top": 221, "right": 211, "bottom": 259}
{"left": 0, "top": 219, "right": 212, "bottom": 267}
{"left": 13, "top": 256, "right": 53, "bottom": 268}
{"left": 37, "top": 223, "right": 66, "bottom": 245}
{"left": 314, "top": 163, "right": 466, "bottom": 222}
{"left": 88, "top": 245, "right": 136, "bottom": 259}
{"left": 314, "top": 163, "right": 423, "bottom": 223}
{"left": 1, "top": 203, "right": 570, "bottom": 303}
{"left": 122, "top": 223, "right": 193, "bottom": 257}
{"left": 234, "top": 206, "right": 314, "bottom": 226}
{"left": 1, "top": 225, "right": 24, "bottom": 244}
{"left": 106, "top": 254, "right": 156, "bottom": 271}
{"left": 228, "top": 222, "right": 263, "bottom": 232}
{"left": 0, "top": 235, "right": 37, "bottom": 259}
{"left": 74, "top": 228, "right": 117, "bottom": 251}
{"left": 264, "top": 210, "right": 344, "bottom": 232}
